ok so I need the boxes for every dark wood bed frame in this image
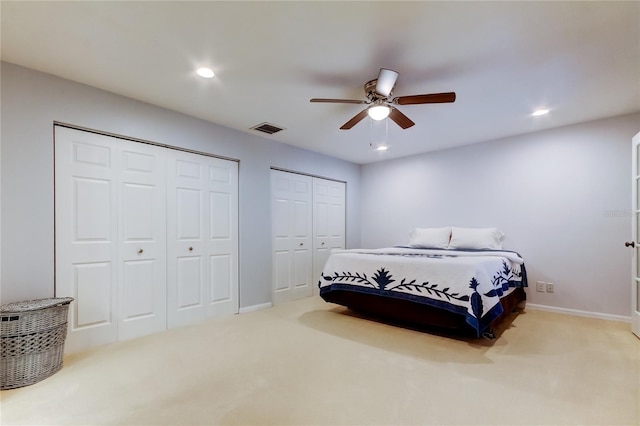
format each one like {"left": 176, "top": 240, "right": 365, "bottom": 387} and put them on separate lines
{"left": 321, "top": 287, "right": 527, "bottom": 338}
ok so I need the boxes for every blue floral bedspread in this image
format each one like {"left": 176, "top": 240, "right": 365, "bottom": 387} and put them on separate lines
{"left": 319, "top": 247, "right": 528, "bottom": 335}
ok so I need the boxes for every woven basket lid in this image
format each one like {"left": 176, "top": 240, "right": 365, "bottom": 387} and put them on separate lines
{"left": 0, "top": 297, "right": 74, "bottom": 313}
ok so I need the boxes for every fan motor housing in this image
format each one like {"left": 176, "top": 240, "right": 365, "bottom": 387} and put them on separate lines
{"left": 364, "top": 79, "right": 392, "bottom": 100}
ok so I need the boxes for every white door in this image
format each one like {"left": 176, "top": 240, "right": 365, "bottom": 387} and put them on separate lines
{"left": 203, "top": 155, "right": 238, "bottom": 319}
{"left": 117, "top": 140, "right": 167, "bottom": 341}
{"left": 56, "top": 126, "right": 239, "bottom": 351}
{"left": 631, "top": 132, "right": 640, "bottom": 338}
{"left": 271, "top": 170, "right": 313, "bottom": 304}
{"left": 55, "top": 127, "right": 120, "bottom": 352}
{"left": 167, "top": 150, "right": 238, "bottom": 328}
{"left": 312, "top": 178, "right": 346, "bottom": 295}
{"left": 56, "top": 128, "right": 169, "bottom": 351}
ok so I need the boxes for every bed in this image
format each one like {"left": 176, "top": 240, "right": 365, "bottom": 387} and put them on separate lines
{"left": 318, "top": 227, "right": 527, "bottom": 338}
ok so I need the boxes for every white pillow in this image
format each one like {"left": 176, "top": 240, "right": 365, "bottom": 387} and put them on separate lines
{"left": 448, "top": 227, "right": 505, "bottom": 250}
{"left": 409, "top": 227, "right": 452, "bottom": 249}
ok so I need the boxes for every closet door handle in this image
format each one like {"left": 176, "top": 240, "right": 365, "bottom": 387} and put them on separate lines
{"left": 137, "top": 249, "right": 144, "bottom": 255}
{"left": 625, "top": 241, "right": 635, "bottom": 248}
{"left": 321, "top": 242, "right": 325, "bottom": 246}
{"left": 188, "top": 247, "right": 193, "bottom": 252}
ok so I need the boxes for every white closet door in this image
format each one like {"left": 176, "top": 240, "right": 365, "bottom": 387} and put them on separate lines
{"left": 57, "top": 127, "right": 239, "bottom": 350}
{"left": 167, "top": 150, "right": 238, "bottom": 327}
{"left": 117, "top": 140, "right": 167, "bottom": 340}
{"left": 55, "top": 127, "right": 119, "bottom": 352}
{"left": 203, "top": 156, "right": 238, "bottom": 319}
{"left": 312, "top": 178, "right": 346, "bottom": 295}
{"left": 271, "top": 170, "right": 313, "bottom": 304}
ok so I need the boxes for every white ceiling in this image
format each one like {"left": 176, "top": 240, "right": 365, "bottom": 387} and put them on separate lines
{"left": 2, "top": 1, "right": 639, "bottom": 164}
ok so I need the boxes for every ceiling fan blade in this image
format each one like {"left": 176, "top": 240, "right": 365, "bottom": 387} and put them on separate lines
{"left": 340, "top": 109, "right": 369, "bottom": 130}
{"left": 394, "top": 92, "right": 456, "bottom": 105}
{"left": 388, "top": 107, "right": 415, "bottom": 129}
{"left": 375, "top": 68, "right": 399, "bottom": 97}
{"left": 310, "top": 98, "right": 368, "bottom": 104}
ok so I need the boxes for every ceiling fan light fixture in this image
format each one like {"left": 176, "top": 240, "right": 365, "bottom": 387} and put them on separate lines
{"left": 196, "top": 67, "right": 215, "bottom": 78}
{"left": 310, "top": 69, "right": 454, "bottom": 130}
{"left": 368, "top": 104, "right": 391, "bottom": 121}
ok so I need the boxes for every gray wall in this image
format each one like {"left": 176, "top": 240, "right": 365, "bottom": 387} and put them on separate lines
{"left": 0, "top": 62, "right": 362, "bottom": 307}
{"left": 3, "top": 61, "right": 638, "bottom": 318}
{"left": 360, "top": 113, "right": 639, "bottom": 317}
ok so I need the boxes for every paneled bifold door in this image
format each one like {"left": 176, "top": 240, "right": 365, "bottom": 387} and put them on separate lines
{"left": 166, "top": 150, "right": 239, "bottom": 328}
{"left": 55, "top": 127, "right": 238, "bottom": 353}
{"left": 312, "top": 177, "right": 347, "bottom": 296}
{"left": 271, "top": 170, "right": 346, "bottom": 304}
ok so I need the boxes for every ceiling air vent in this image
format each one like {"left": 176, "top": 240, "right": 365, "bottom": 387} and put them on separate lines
{"left": 251, "top": 122, "right": 285, "bottom": 135}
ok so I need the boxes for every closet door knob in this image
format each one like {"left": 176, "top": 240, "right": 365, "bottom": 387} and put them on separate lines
{"left": 299, "top": 243, "right": 304, "bottom": 246}
{"left": 321, "top": 242, "right": 325, "bottom": 246}
{"left": 137, "top": 249, "right": 144, "bottom": 254}
{"left": 625, "top": 241, "right": 636, "bottom": 248}
{"left": 188, "top": 247, "right": 193, "bottom": 252}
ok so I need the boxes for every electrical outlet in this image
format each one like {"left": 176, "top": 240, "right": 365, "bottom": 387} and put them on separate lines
{"left": 536, "top": 281, "right": 546, "bottom": 292}
{"left": 546, "top": 282, "right": 555, "bottom": 293}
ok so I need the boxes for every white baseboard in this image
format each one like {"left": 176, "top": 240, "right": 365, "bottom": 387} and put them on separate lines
{"left": 239, "top": 302, "right": 273, "bottom": 314}
{"left": 526, "top": 303, "right": 631, "bottom": 323}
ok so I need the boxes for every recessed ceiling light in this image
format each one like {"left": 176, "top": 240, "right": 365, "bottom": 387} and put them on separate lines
{"left": 375, "top": 145, "right": 388, "bottom": 152}
{"left": 196, "top": 67, "right": 215, "bottom": 78}
{"left": 532, "top": 108, "right": 549, "bottom": 116}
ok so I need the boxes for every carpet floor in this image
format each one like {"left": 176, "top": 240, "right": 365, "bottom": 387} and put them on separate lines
{"left": 1, "top": 296, "right": 638, "bottom": 425}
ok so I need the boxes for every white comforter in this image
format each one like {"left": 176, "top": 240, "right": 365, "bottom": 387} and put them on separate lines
{"left": 319, "top": 247, "right": 526, "bottom": 333}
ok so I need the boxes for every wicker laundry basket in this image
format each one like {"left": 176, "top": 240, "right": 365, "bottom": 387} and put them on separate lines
{"left": 0, "top": 297, "right": 73, "bottom": 390}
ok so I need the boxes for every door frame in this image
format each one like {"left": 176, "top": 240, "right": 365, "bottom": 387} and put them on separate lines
{"left": 631, "top": 132, "right": 640, "bottom": 338}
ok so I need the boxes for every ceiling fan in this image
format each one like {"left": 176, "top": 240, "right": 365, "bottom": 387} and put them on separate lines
{"left": 310, "top": 68, "right": 456, "bottom": 130}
